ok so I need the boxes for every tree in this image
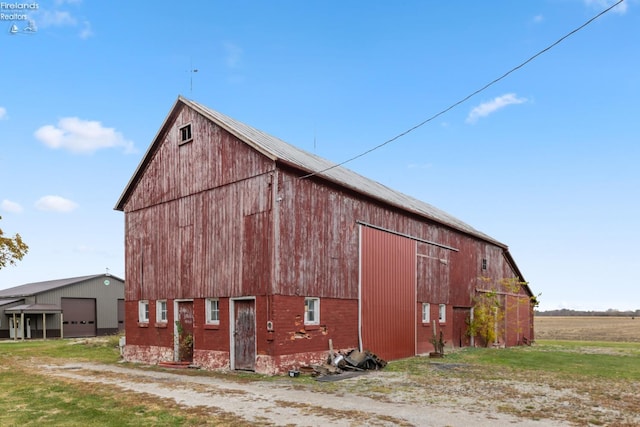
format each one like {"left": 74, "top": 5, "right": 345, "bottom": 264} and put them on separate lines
{"left": 0, "top": 216, "right": 29, "bottom": 269}
{"left": 467, "top": 277, "right": 530, "bottom": 347}
{"left": 468, "top": 289, "right": 503, "bottom": 347}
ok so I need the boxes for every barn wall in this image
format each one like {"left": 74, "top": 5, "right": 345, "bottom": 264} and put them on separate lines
{"left": 268, "top": 295, "right": 358, "bottom": 356}
{"left": 123, "top": 105, "right": 275, "bottom": 213}
{"left": 121, "top": 102, "right": 532, "bottom": 369}
{"left": 274, "top": 168, "right": 530, "bottom": 355}
{"left": 125, "top": 175, "right": 272, "bottom": 302}
{"left": 124, "top": 295, "right": 358, "bottom": 373}
{"left": 276, "top": 168, "right": 524, "bottom": 308}
{"left": 123, "top": 105, "right": 275, "bottom": 303}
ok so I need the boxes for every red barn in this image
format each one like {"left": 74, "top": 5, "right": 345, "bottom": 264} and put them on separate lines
{"left": 115, "top": 96, "right": 534, "bottom": 374}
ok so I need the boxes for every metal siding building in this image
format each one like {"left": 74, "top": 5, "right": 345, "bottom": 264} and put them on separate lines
{"left": 0, "top": 274, "right": 125, "bottom": 339}
{"left": 116, "top": 97, "right": 535, "bottom": 373}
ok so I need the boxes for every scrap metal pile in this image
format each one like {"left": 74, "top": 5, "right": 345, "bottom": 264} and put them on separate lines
{"left": 309, "top": 349, "right": 387, "bottom": 378}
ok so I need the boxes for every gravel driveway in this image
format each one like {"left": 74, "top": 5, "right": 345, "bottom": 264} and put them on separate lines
{"left": 41, "top": 362, "right": 566, "bottom": 426}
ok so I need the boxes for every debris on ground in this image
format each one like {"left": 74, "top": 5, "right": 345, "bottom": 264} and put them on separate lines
{"left": 307, "top": 349, "right": 387, "bottom": 380}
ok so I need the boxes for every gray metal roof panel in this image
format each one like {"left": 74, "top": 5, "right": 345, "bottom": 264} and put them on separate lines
{"left": 184, "top": 97, "right": 503, "bottom": 246}
{"left": 0, "top": 274, "right": 122, "bottom": 297}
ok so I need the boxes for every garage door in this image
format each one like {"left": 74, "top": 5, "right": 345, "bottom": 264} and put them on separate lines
{"left": 61, "top": 298, "right": 96, "bottom": 337}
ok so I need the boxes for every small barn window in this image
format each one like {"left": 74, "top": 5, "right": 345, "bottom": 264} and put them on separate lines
{"left": 139, "top": 300, "right": 149, "bottom": 323}
{"left": 156, "top": 300, "right": 168, "bottom": 323}
{"left": 481, "top": 258, "right": 487, "bottom": 270}
{"left": 438, "top": 304, "right": 446, "bottom": 323}
{"left": 206, "top": 298, "right": 220, "bottom": 324}
{"left": 304, "top": 297, "right": 320, "bottom": 325}
{"left": 422, "top": 303, "right": 430, "bottom": 323}
{"left": 179, "top": 123, "right": 193, "bottom": 144}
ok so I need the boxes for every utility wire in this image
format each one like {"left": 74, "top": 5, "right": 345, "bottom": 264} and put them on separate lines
{"left": 300, "top": 0, "right": 624, "bottom": 180}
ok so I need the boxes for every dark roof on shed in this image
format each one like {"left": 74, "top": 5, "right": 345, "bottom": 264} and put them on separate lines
{"left": 0, "top": 274, "right": 123, "bottom": 298}
{"left": 5, "top": 304, "right": 62, "bottom": 314}
{"left": 115, "top": 96, "right": 504, "bottom": 248}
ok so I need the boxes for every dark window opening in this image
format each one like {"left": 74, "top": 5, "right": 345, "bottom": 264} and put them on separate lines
{"left": 179, "top": 124, "right": 192, "bottom": 144}
{"left": 481, "top": 258, "right": 487, "bottom": 270}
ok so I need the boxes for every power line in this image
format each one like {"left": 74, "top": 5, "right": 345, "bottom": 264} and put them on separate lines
{"left": 300, "top": 0, "right": 625, "bottom": 180}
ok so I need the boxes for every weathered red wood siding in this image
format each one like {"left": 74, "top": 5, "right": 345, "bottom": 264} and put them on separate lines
{"left": 123, "top": 105, "right": 274, "bottom": 302}
{"left": 120, "top": 101, "right": 533, "bottom": 370}
{"left": 275, "top": 168, "right": 530, "bottom": 354}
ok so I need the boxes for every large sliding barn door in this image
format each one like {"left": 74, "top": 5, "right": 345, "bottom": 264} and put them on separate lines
{"left": 360, "top": 225, "right": 416, "bottom": 361}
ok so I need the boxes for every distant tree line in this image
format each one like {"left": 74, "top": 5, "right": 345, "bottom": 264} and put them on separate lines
{"left": 536, "top": 308, "right": 640, "bottom": 317}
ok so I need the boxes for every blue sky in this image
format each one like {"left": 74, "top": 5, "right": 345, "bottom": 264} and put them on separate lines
{"left": 1, "top": 0, "right": 638, "bottom": 311}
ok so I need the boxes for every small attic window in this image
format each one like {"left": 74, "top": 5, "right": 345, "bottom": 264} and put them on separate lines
{"left": 179, "top": 123, "right": 193, "bottom": 144}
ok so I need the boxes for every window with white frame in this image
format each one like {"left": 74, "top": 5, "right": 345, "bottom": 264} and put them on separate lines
{"left": 206, "top": 298, "right": 220, "bottom": 324}
{"left": 156, "top": 300, "right": 168, "bottom": 323}
{"left": 304, "top": 297, "right": 320, "bottom": 325}
{"left": 139, "top": 300, "right": 149, "bottom": 323}
{"left": 438, "top": 304, "right": 446, "bottom": 323}
{"left": 422, "top": 303, "right": 430, "bottom": 323}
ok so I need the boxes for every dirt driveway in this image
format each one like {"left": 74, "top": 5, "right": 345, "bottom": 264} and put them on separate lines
{"left": 40, "top": 361, "right": 568, "bottom": 426}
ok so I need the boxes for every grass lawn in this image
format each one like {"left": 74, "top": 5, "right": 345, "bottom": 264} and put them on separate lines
{"left": 0, "top": 335, "right": 638, "bottom": 426}
{"left": 0, "top": 337, "right": 227, "bottom": 426}
{"left": 443, "top": 340, "right": 640, "bottom": 380}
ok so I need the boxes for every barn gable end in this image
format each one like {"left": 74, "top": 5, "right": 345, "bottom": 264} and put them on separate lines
{"left": 116, "top": 96, "right": 534, "bottom": 374}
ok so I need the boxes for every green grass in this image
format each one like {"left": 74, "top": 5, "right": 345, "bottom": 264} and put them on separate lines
{"left": 2, "top": 338, "right": 639, "bottom": 425}
{"left": 0, "top": 334, "right": 123, "bottom": 363}
{"left": 0, "top": 337, "right": 231, "bottom": 426}
{"left": 438, "top": 340, "right": 640, "bottom": 380}
{"left": 0, "top": 374, "right": 190, "bottom": 427}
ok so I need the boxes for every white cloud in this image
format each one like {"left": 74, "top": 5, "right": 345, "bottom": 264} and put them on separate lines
{"left": 32, "top": 2, "right": 93, "bottom": 39}
{"left": 35, "top": 195, "right": 78, "bottom": 213}
{"left": 0, "top": 107, "right": 6, "bottom": 120}
{"left": 79, "top": 20, "right": 93, "bottom": 39}
{"left": 223, "top": 42, "right": 243, "bottom": 68}
{"left": 466, "top": 93, "right": 527, "bottom": 124}
{"left": 584, "top": 0, "right": 628, "bottom": 14}
{"left": 35, "top": 117, "right": 135, "bottom": 154}
{"left": 37, "top": 10, "right": 77, "bottom": 27}
{"left": 1, "top": 200, "right": 23, "bottom": 213}
{"left": 533, "top": 14, "right": 544, "bottom": 24}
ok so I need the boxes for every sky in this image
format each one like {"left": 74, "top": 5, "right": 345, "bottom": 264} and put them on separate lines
{"left": 0, "top": 0, "right": 638, "bottom": 312}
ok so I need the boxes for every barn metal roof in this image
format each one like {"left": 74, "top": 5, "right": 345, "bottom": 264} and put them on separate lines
{"left": 0, "top": 274, "right": 123, "bottom": 298}
{"left": 187, "top": 97, "right": 505, "bottom": 246}
{"left": 116, "top": 96, "right": 504, "bottom": 247}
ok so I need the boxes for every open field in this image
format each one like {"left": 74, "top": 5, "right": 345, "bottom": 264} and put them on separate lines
{"left": 0, "top": 337, "right": 638, "bottom": 426}
{"left": 535, "top": 316, "right": 640, "bottom": 342}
